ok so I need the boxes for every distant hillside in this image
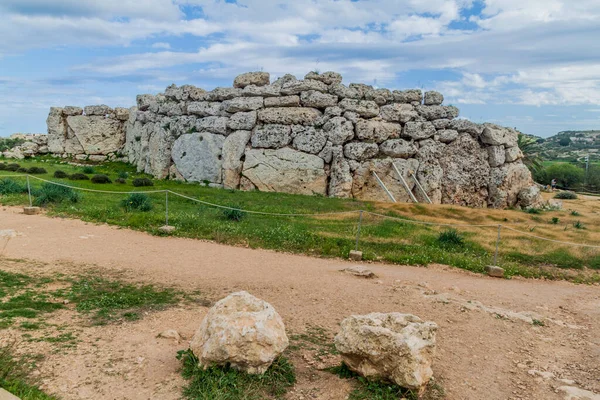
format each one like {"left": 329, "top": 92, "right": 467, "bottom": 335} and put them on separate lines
{"left": 526, "top": 130, "right": 600, "bottom": 163}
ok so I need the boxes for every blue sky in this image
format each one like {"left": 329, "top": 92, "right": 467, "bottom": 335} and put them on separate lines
{"left": 1, "top": 0, "right": 599, "bottom": 138}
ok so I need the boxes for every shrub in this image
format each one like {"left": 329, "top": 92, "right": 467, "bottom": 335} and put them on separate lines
{"left": 91, "top": 174, "right": 111, "bottom": 184}
{"left": 117, "top": 171, "right": 129, "bottom": 179}
{"left": 82, "top": 166, "right": 95, "bottom": 174}
{"left": 526, "top": 208, "right": 541, "bottom": 214}
{"left": 16, "top": 168, "right": 28, "bottom": 173}
{"left": 554, "top": 191, "right": 578, "bottom": 200}
{"left": 69, "top": 173, "right": 89, "bottom": 180}
{"left": 5, "top": 164, "right": 20, "bottom": 172}
{"left": 121, "top": 193, "right": 152, "bottom": 212}
{"left": 0, "top": 179, "right": 26, "bottom": 195}
{"left": 132, "top": 177, "right": 154, "bottom": 187}
{"left": 573, "top": 221, "right": 585, "bottom": 229}
{"left": 0, "top": 163, "right": 6, "bottom": 170}
{"left": 550, "top": 217, "right": 560, "bottom": 225}
{"left": 570, "top": 210, "right": 581, "bottom": 216}
{"left": 26, "top": 167, "right": 47, "bottom": 175}
{"left": 437, "top": 229, "right": 464, "bottom": 248}
{"left": 53, "top": 170, "right": 68, "bottom": 179}
{"left": 222, "top": 206, "right": 246, "bottom": 222}
{"left": 545, "top": 163, "right": 584, "bottom": 188}
{"left": 33, "top": 183, "right": 81, "bottom": 206}
{"left": 115, "top": 178, "right": 127, "bottom": 184}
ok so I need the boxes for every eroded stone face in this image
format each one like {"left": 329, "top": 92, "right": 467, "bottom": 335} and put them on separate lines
{"left": 172, "top": 132, "right": 225, "bottom": 184}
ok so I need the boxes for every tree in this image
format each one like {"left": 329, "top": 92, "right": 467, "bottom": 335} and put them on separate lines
{"left": 545, "top": 163, "right": 584, "bottom": 188}
{"left": 517, "top": 134, "right": 543, "bottom": 174}
{"left": 559, "top": 137, "right": 571, "bottom": 146}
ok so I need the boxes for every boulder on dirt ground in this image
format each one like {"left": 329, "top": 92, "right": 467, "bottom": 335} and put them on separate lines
{"left": 157, "top": 329, "right": 181, "bottom": 341}
{"left": 341, "top": 266, "right": 376, "bottom": 278}
{"left": 485, "top": 265, "right": 504, "bottom": 278}
{"left": 557, "top": 386, "right": 600, "bottom": 400}
{"left": 190, "top": 291, "right": 289, "bottom": 374}
{"left": 334, "top": 312, "right": 437, "bottom": 391}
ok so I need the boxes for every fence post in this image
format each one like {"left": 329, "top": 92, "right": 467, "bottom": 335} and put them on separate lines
{"left": 26, "top": 175, "right": 32, "bottom": 207}
{"left": 165, "top": 190, "right": 169, "bottom": 227}
{"left": 493, "top": 225, "right": 501, "bottom": 266}
{"left": 355, "top": 210, "right": 363, "bottom": 251}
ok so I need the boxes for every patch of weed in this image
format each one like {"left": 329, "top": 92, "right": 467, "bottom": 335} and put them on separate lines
{"left": 436, "top": 229, "right": 465, "bottom": 249}
{"left": 82, "top": 166, "right": 95, "bottom": 174}
{"left": 53, "top": 170, "right": 68, "bottom": 179}
{"left": 33, "top": 183, "right": 81, "bottom": 206}
{"left": 68, "top": 173, "right": 89, "bottom": 181}
{"left": 132, "top": 177, "right": 154, "bottom": 187}
{"left": 0, "top": 344, "right": 58, "bottom": 400}
{"left": 0, "top": 179, "right": 26, "bottom": 195}
{"left": 222, "top": 206, "right": 246, "bottom": 222}
{"left": 121, "top": 193, "right": 153, "bottom": 212}
{"left": 91, "top": 174, "right": 111, "bottom": 184}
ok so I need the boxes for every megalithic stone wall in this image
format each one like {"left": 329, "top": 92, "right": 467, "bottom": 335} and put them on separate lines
{"left": 40, "top": 71, "right": 541, "bottom": 208}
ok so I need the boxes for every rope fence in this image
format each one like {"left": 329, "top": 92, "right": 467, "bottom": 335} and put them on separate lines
{"left": 1, "top": 173, "right": 599, "bottom": 271}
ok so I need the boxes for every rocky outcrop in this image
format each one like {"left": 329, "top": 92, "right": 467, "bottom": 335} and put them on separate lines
{"left": 190, "top": 291, "right": 289, "bottom": 374}
{"left": 334, "top": 313, "right": 438, "bottom": 391}
{"left": 30, "top": 70, "right": 541, "bottom": 208}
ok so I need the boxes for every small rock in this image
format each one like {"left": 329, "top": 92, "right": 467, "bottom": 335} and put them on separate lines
{"left": 485, "top": 265, "right": 505, "bottom": 278}
{"left": 341, "top": 266, "right": 376, "bottom": 279}
{"left": 348, "top": 250, "right": 363, "bottom": 261}
{"left": 157, "top": 329, "right": 181, "bottom": 341}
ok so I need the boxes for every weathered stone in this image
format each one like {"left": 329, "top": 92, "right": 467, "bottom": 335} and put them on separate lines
{"left": 318, "top": 141, "right": 334, "bottom": 163}
{"left": 187, "top": 86, "right": 208, "bottom": 101}
{"left": 505, "top": 146, "right": 523, "bottom": 163}
{"left": 324, "top": 106, "right": 343, "bottom": 117}
{"left": 365, "top": 88, "right": 393, "bottom": 106}
{"left": 432, "top": 119, "right": 451, "bottom": 130}
{"left": 84, "top": 105, "right": 112, "bottom": 116}
{"left": 158, "top": 101, "right": 185, "bottom": 117}
{"left": 485, "top": 265, "right": 504, "bottom": 278}
{"left": 201, "top": 87, "right": 244, "bottom": 101}
{"left": 223, "top": 130, "right": 251, "bottom": 189}
{"left": 190, "top": 291, "right": 288, "bottom": 374}
{"left": 292, "top": 126, "right": 327, "bottom": 154}
{"left": 449, "top": 119, "right": 484, "bottom": 137}
{"left": 281, "top": 79, "right": 329, "bottom": 95}
{"left": 47, "top": 107, "right": 66, "bottom": 154}
{"left": 424, "top": 91, "right": 444, "bottom": 106}
{"left": 339, "top": 99, "right": 379, "bottom": 118}
{"left": 187, "top": 101, "right": 222, "bottom": 117}
{"left": 348, "top": 250, "right": 363, "bottom": 261}
{"left": 257, "top": 107, "right": 322, "bottom": 125}
{"left": 403, "top": 121, "right": 436, "bottom": 140}
{"left": 233, "top": 72, "right": 271, "bottom": 88}
{"left": 300, "top": 90, "right": 338, "bottom": 108}
{"left": 251, "top": 125, "right": 292, "bottom": 148}
{"left": 360, "top": 119, "right": 402, "bottom": 143}
{"left": 380, "top": 103, "right": 418, "bottom": 123}
{"left": 271, "top": 74, "right": 297, "bottom": 88}
{"left": 264, "top": 96, "right": 300, "bottom": 108}
{"left": 172, "top": 132, "right": 225, "bottom": 184}
{"left": 242, "top": 84, "right": 281, "bottom": 97}
{"left": 114, "top": 107, "right": 130, "bottom": 121}
{"left": 242, "top": 148, "right": 327, "bottom": 195}
{"left": 329, "top": 146, "right": 353, "bottom": 198}
{"left": 329, "top": 83, "right": 361, "bottom": 99}
{"left": 342, "top": 266, "right": 375, "bottom": 278}
{"left": 334, "top": 313, "right": 437, "bottom": 390}
{"left": 518, "top": 186, "right": 542, "bottom": 208}
{"left": 352, "top": 158, "right": 420, "bottom": 202}
{"left": 445, "top": 106, "right": 459, "bottom": 119}
{"left": 63, "top": 106, "right": 83, "bottom": 116}
{"left": 228, "top": 111, "right": 257, "bottom": 131}
{"left": 481, "top": 124, "right": 518, "bottom": 147}
{"left": 488, "top": 145, "right": 506, "bottom": 167}
{"left": 488, "top": 163, "right": 536, "bottom": 208}
{"left": 437, "top": 129, "right": 459, "bottom": 144}
{"left": 379, "top": 139, "right": 417, "bottom": 158}
{"left": 196, "top": 116, "right": 229, "bottom": 135}
{"left": 415, "top": 139, "right": 445, "bottom": 203}
{"left": 65, "top": 115, "right": 124, "bottom": 155}
{"left": 393, "top": 89, "right": 422, "bottom": 104}
{"left": 222, "top": 97, "right": 264, "bottom": 113}
{"left": 349, "top": 83, "right": 374, "bottom": 99}
{"left": 323, "top": 117, "right": 354, "bottom": 145}
{"left": 344, "top": 142, "right": 379, "bottom": 161}
{"left": 415, "top": 105, "right": 447, "bottom": 121}
{"left": 304, "top": 71, "right": 343, "bottom": 85}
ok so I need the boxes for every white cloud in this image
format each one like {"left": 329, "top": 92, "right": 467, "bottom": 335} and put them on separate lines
{"left": 151, "top": 42, "right": 171, "bottom": 49}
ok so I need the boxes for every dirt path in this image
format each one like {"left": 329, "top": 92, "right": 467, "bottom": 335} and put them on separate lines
{"left": 1, "top": 206, "right": 599, "bottom": 400}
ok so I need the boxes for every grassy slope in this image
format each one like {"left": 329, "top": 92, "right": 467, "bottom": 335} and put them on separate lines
{"left": 1, "top": 157, "right": 599, "bottom": 283}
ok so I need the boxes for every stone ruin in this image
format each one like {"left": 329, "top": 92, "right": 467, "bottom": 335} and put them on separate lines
{"left": 7, "top": 71, "right": 542, "bottom": 208}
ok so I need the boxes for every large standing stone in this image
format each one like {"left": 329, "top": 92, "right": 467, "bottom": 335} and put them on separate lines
{"left": 233, "top": 72, "right": 271, "bottom": 88}
{"left": 222, "top": 130, "right": 251, "bottom": 189}
{"left": 251, "top": 125, "right": 292, "bottom": 148}
{"left": 190, "top": 291, "right": 288, "bottom": 374}
{"left": 352, "top": 158, "right": 420, "bottom": 202}
{"left": 488, "top": 162, "right": 536, "bottom": 208}
{"left": 379, "top": 139, "right": 417, "bottom": 158}
{"left": 380, "top": 103, "right": 418, "bottom": 123}
{"left": 242, "top": 148, "right": 327, "bottom": 195}
{"left": 355, "top": 119, "right": 402, "bottom": 143}
{"left": 300, "top": 90, "right": 338, "bottom": 108}
{"left": 47, "top": 107, "right": 66, "bottom": 154}
{"left": 415, "top": 139, "right": 445, "bottom": 203}
{"left": 334, "top": 313, "right": 437, "bottom": 390}
{"left": 323, "top": 117, "right": 354, "bottom": 145}
{"left": 344, "top": 142, "right": 379, "bottom": 161}
{"left": 65, "top": 115, "right": 124, "bottom": 155}
{"left": 292, "top": 126, "right": 327, "bottom": 154}
{"left": 172, "top": 132, "right": 225, "bottom": 184}
{"left": 339, "top": 99, "right": 379, "bottom": 118}
{"left": 257, "top": 107, "right": 322, "bottom": 125}
{"left": 329, "top": 146, "right": 353, "bottom": 198}
{"left": 403, "top": 121, "right": 436, "bottom": 140}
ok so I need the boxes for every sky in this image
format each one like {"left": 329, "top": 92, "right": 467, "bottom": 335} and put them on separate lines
{"left": 1, "top": 0, "right": 599, "bottom": 138}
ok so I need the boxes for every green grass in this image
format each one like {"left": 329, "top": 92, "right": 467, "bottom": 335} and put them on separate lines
{"left": 177, "top": 349, "right": 295, "bottom": 400}
{"left": 0, "top": 345, "right": 58, "bottom": 400}
{"left": 0, "top": 158, "right": 598, "bottom": 282}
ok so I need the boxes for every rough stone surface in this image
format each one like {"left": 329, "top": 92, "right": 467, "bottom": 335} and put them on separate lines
{"left": 355, "top": 119, "right": 402, "bottom": 143}
{"left": 342, "top": 266, "right": 375, "bottom": 278}
{"left": 329, "top": 146, "right": 353, "bottom": 197}
{"left": 393, "top": 90, "right": 422, "bottom": 104}
{"left": 323, "top": 117, "right": 354, "bottom": 145}
{"left": 65, "top": 115, "right": 124, "bottom": 155}
{"left": 488, "top": 145, "right": 506, "bottom": 167}
{"left": 233, "top": 72, "right": 271, "bottom": 89}
{"left": 481, "top": 124, "right": 518, "bottom": 147}
{"left": 222, "top": 130, "right": 251, "bottom": 189}
{"left": 242, "top": 148, "right": 327, "bottom": 195}
{"left": 228, "top": 111, "right": 257, "bottom": 131}
{"left": 334, "top": 313, "right": 437, "bottom": 390}
{"left": 222, "top": 97, "right": 264, "bottom": 113}
{"left": 489, "top": 163, "right": 537, "bottom": 208}
{"left": 172, "top": 132, "right": 225, "bottom": 184}
{"left": 352, "top": 158, "right": 420, "bottom": 203}
{"left": 380, "top": 103, "right": 418, "bottom": 123}
{"left": 379, "top": 139, "right": 417, "bottom": 158}
{"left": 424, "top": 91, "right": 444, "bottom": 106}
{"left": 264, "top": 95, "right": 300, "bottom": 108}
{"left": 437, "top": 129, "right": 459, "bottom": 144}
{"left": 258, "top": 107, "right": 322, "bottom": 125}
{"left": 300, "top": 90, "right": 338, "bottom": 108}
{"left": 190, "top": 291, "right": 289, "bottom": 374}
{"left": 251, "top": 124, "right": 292, "bottom": 148}
{"left": 505, "top": 146, "right": 523, "bottom": 163}
{"left": 344, "top": 142, "right": 379, "bottom": 161}
{"left": 292, "top": 126, "right": 327, "bottom": 154}
{"left": 404, "top": 121, "right": 436, "bottom": 140}
{"left": 84, "top": 105, "right": 112, "bottom": 116}
{"left": 339, "top": 99, "right": 379, "bottom": 118}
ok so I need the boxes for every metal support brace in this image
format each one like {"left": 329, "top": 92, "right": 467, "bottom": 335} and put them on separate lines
{"left": 410, "top": 172, "right": 432, "bottom": 204}
{"left": 372, "top": 171, "right": 397, "bottom": 203}
{"left": 392, "top": 163, "right": 418, "bottom": 203}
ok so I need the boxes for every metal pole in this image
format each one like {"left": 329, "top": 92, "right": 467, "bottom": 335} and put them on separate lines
{"left": 372, "top": 171, "right": 397, "bottom": 203}
{"left": 411, "top": 172, "right": 432, "bottom": 204}
{"left": 165, "top": 191, "right": 169, "bottom": 227}
{"left": 493, "top": 225, "right": 501, "bottom": 266}
{"left": 355, "top": 210, "right": 363, "bottom": 251}
{"left": 392, "top": 163, "right": 418, "bottom": 203}
{"left": 26, "top": 175, "right": 32, "bottom": 207}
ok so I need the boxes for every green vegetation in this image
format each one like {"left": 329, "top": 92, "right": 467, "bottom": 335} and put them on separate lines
{"left": 550, "top": 217, "right": 560, "bottom": 225}
{"left": 82, "top": 166, "right": 95, "bottom": 174}
{"left": 436, "top": 229, "right": 464, "bottom": 249}
{"left": 132, "top": 177, "right": 154, "bottom": 187}
{"left": 53, "top": 170, "right": 68, "bottom": 179}
{"left": 222, "top": 206, "right": 246, "bottom": 222}
{"left": 26, "top": 167, "right": 47, "bottom": 175}
{"left": 0, "top": 178, "right": 26, "bottom": 195}
{"left": 0, "top": 345, "right": 57, "bottom": 400}
{"left": 517, "top": 134, "right": 543, "bottom": 173}
{"left": 33, "top": 183, "right": 80, "bottom": 207}
{"left": 554, "top": 191, "right": 578, "bottom": 200}
{"left": 573, "top": 221, "right": 585, "bottom": 230}
{"left": 90, "top": 174, "right": 112, "bottom": 184}
{"left": 177, "top": 349, "right": 296, "bottom": 400}
{"left": 0, "top": 138, "right": 25, "bottom": 152}
{"left": 121, "top": 193, "right": 153, "bottom": 212}
{"left": 68, "top": 173, "right": 89, "bottom": 180}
